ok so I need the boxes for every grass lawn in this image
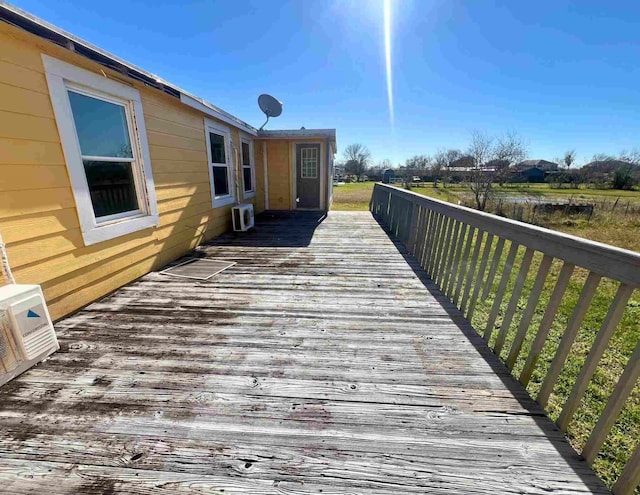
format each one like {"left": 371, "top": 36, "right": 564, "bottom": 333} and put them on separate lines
{"left": 333, "top": 181, "right": 640, "bottom": 250}
{"left": 496, "top": 183, "right": 640, "bottom": 202}
{"left": 331, "top": 182, "right": 375, "bottom": 210}
{"left": 333, "top": 180, "right": 640, "bottom": 491}
{"left": 469, "top": 244, "right": 640, "bottom": 491}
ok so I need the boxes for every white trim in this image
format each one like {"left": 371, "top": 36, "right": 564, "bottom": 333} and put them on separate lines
{"left": 319, "top": 142, "right": 326, "bottom": 210}
{"left": 262, "top": 141, "right": 269, "bottom": 210}
{"left": 42, "top": 54, "right": 159, "bottom": 246}
{"left": 300, "top": 147, "right": 319, "bottom": 179}
{"left": 293, "top": 142, "right": 325, "bottom": 211}
{"left": 240, "top": 135, "right": 256, "bottom": 200}
{"left": 257, "top": 129, "right": 335, "bottom": 140}
{"left": 80, "top": 155, "right": 136, "bottom": 163}
{"left": 182, "top": 94, "right": 257, "bottom": 136}
{"left": 204, "top": 118, "right": 235, "bottom": 208}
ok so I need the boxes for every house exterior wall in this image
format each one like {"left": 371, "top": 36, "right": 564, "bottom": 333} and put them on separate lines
{"left": 0, "top": 22, "right": 265, "bottom": 319}
{"left": 262, "top": 140, "right": 291, "bottom": 210}
{"left": 260, "top": 138, "right": 327, "bottom": 210}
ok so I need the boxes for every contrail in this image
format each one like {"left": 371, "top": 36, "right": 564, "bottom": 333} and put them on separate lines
{"left": 383, "top": 0, "right": 394, "bottom": 127}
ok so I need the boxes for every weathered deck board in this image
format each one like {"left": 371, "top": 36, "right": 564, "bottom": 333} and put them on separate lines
{"left": 0, "top": 211, "right": 609, "bottom": 494}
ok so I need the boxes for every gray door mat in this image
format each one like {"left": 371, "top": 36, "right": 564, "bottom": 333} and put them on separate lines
{"left": 160, "top": 258, "right": 236, "bottom": 280}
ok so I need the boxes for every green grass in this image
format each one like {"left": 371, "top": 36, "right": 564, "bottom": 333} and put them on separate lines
{"left": 495, "top": 183, "right": 640, "bottom": 201}
{"left": 331, "top": 182, "right": 375, "bottom": 211}
{"left": 466, "top": 242, "right": 640, "bottom": 491}
{"left": 333, "top": 181, "right": 640, "bottom": 491}
{"left": 411, "top": 184, "right": 640, "bottom": 251}
{"left": 333, "top": 182, "right": 640, "bottom": 250}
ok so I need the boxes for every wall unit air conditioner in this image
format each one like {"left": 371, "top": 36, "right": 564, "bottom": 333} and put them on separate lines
{"left": 232, "top": 204, "right": 255, "bottom": 232}
{"left": 0, "top": 284, "right": 58, "bottom": 387}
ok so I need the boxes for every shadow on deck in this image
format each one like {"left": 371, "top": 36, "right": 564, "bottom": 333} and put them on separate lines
{"left": 0, "top": 211, "right": 609, "bottom": 494}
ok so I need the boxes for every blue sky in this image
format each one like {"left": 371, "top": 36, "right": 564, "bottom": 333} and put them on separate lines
{"left": 15, "top": 0, "right": 640, "bottom": 166}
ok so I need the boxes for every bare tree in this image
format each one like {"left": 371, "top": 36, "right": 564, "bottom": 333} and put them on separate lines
{"left": 343, "top": 144, "right": 371, "bottom": 179}
{"left": 404, "top": 155, "right": 431, "bottom": 187}
{"left": 433, "top": 149, "right": 463, "bottom": 187}
{"left": 493, "top": 132, "right": 526, "bottom": 185}
{"left": 467, "top": 132, "right": 494, "bottom": 211}
{"left": 563, "top": 149, "right": 576, "bottom": 169}
{"left": 619, "top": 149, "right": 640, "bottom": 165}
{"left": 429, "top": 161, "right": 442, "bottom": 186}
{"left": 405, "top": 155, "right": 431, "bottom": 171}
{"left": 466, "top": 131, "right": 526, "bottom": 211}
{"left": 592, "top": 153, "right": 616, "bottom": 162}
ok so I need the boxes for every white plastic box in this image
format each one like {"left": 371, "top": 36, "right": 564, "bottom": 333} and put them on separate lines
{"left": 0, "top": 284, "right": 58, "bottom": 387}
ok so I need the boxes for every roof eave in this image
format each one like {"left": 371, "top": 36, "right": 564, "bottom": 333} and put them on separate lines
{"left": 0, "top": 2, "right": 259, "bottom": 136}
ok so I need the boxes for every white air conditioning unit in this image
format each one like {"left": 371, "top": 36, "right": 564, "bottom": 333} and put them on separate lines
{"left": 0, "top": 284, "right": 58, "bottom": 387}
{"left": 232, "top": 203, "right": 255, "bottom": 232}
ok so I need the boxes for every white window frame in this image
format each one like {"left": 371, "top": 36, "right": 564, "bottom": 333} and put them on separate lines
{"left": 204, "top": 119, "right": 235, "bottom": 208}
{"left": 301, "top": 147, "right": 319, "bottom": 179}
{"left": 240, "top": 135, "right": 256, "bottom": 199}
{"left": 42, "top": 55, "right": 158, "bottom": 246}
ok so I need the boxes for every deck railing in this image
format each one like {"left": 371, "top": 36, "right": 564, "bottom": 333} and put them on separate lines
{"left": 370, "top": 183, "right": 640, "bottom": 495}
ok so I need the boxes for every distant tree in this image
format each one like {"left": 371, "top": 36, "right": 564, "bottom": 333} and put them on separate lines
{"left": 612, "top": 165, "right": 635, "bottom": 190}
{"left": 367, "top": 159, "right": 392, "bottom": 182}
{"left": 405, "top": 155, "right": 431, "bottom": 171}
{"left": 568, "top": 168, "right": 586, "bottom": 189}
{"left": 343, "top": 144, "right": 372, "bottom": 179}
{"left": 466, "top": 131, "right": 526, "bottom": 210}
{"left": 563, "top": 149, "right": 576, "bottom": 169}
{"left": 583, "top": 153, "right": 639, "bottom": 187}
{"left": 467, "top": 132, "right": 495, "bottom": 211}
{"left": 433, "top": 149, "right": 463, "bottom": 187}
{"left": 404, "top": 155, "right": 431, "bottom": 187}
{"left": 492, "top": 132, "right": 527, "bottom": 186}
{"left": 619, "top": 149, "right": 640, "bottom": 165}
{"left": 592, "top": 153, "right": 616, "bottom": 163}
{"left": 429, "top": 161, "right": 443, "bottom": 187}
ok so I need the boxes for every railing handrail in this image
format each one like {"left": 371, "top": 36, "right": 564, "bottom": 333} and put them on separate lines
{"left": 371, "top": 182, "right": 639, "bottom": 494}
{"left": 374, "top": 183, "right": 640, "bottom": 287}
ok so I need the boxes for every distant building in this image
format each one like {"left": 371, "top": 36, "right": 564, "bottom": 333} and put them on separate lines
{"left": 512, "top": 160, "right": 559, "bottom": 183}
{"left": 518, "top": 166, "right": 546, "bottom": 183}
{"left": 515, "top": 159, "right": 559, "bottom": 172}
{"left": 449, "top": 155, "right": 476, "bottom": 172}
{"left": 382, "top": 169, "right": 396, "bottom": 184}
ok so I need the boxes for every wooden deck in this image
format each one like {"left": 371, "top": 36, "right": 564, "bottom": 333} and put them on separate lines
{"left": 0, "top": 211, "right": 609, "bottom": 494}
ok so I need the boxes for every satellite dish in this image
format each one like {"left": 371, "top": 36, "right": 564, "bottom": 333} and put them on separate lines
{"left": 258, "top": 94, "right": 283, "bottom": 130}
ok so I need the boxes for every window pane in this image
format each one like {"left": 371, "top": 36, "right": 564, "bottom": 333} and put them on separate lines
{"left": 209, "top": 133, "right": 226, "bottom": 163}
{"left": 243, "top": 167, "right": 252, "bottom": 192}
{"left": 302, "top": 160, "right": 318, "bottom": 178}
{"left": 301, "top": 147, "right": 318, "bottom": 178}
{"left": 68, "top": 91, "right": 133, "bottom": 158}
{"left": 212, "top": 165, "right": 229, "bottom": 196}
{"left": 242, "top": 142, "right": 251, "bottom": 166}
{"left": 83, "top": 161, "right": 139, "bottom": 218}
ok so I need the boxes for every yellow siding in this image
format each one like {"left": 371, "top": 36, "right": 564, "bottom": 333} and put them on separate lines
{"left": 263, "top": 140, "right": 292, "bottom": 209}
{"left": 0, "top": 22, "right": 266, "bottom": 320}
{"left": 252, "top": 140, "right": 266, "bottom": 213}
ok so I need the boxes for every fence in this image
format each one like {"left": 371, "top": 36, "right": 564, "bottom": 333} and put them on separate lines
{"left": 370, "top": 183, "right": 640, "bottom": 494}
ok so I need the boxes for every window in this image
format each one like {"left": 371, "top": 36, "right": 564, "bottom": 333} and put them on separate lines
{"left": 42, "top": 55, "right": 158, "bottom": 246}
{"left": 205, "top": 120, "right": 234, "bottom": 207}
{"left": 240, "top": 137, "right": 255, "bottom": 199}
{"left": 301, "top": 147, "right": 319, "bottom": 178}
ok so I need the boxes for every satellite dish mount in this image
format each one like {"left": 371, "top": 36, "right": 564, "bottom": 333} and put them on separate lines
{"left": 258, "top": 94, "right": 283, "bottom": 130}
